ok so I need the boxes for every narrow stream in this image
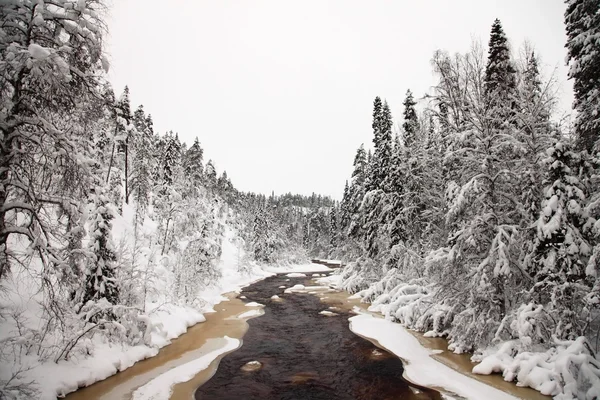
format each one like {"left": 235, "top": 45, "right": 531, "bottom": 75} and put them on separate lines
{"left": 195, "top": 273, "right": 439, "bottom": 400}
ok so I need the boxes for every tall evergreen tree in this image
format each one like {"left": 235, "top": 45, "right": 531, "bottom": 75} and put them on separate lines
{"left": 161, "top": 131, "right": 181, "bottom": 188}
{"left": 370, "top": 99, "right": 393, "bottom": 191}
{"left": 565, "top": 0, "right": 600, "bottom": 152}
{"left": 402, "top": 90, "right": 419, "bottom": 148}
{"left": 184, "top": 137, "right": 204, "bottom": 185}
{"left": 131, "top": 105, "right": 153, "bottom": 217}
{"left": 484, "top": 19, "right": 517, "bottom": 128}
{"left": 81, "top": 190, "right": 119, "bottom": 308}
{"left": 484, "top": 19, "right": 517, "bottom": 99}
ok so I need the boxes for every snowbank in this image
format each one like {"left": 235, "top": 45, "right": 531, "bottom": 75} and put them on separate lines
{"left": 335, "top": 263, "right": 600, "bottom": 399}
{"left": 349, "top": 314, "right": 517, "bottom": 400}
{"left": 0, "top": 211, "right": 277, "bottom": 400}
{"left": 237, "top": 309, "right": 263, "bottom": 319}
{"left": 286, "top": 272, "right": 307, "bottom": 277}
{"left": 264, "top": 263, "right": 331, "bottom": 273}
{"left": 131, "top": 337, "right": 240, "bottom": 400}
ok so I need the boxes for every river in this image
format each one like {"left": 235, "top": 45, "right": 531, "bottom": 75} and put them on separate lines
{"left": 66, "top": 269, "right": 548, "bottom": 399}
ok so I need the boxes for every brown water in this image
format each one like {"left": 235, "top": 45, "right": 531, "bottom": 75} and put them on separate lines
{"left": 66, "top": 270, "right": 549, "bottom": 400}
{"left": 314, "top": 280, "right": 550, "bottom": 400}
{"left": 65, "top": 293, "right": 258, "bottom": 400}
{"left": 195, "top": 274, "right": 440, "bottom": 400}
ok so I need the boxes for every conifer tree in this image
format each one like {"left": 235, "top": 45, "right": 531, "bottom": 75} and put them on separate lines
{"left": 184, "top": 137, "right": 205, "bottom": 190}
{"left": 161, "top": 131, "right": 182, "bottom": 188}
{"left": 402, "top": 90, "right": 419, "bottom": 148}
{"left": 117, "top": 87, "right": 134, "bottom": 204}
{"left": 565, "top": 0, "right": 600, "bottom": 152}
{"left": 131, "top": 105, "right": 153, "bottom": 217}
{"left": 205, "top": 160, "right": 217, "bottom": 190}
{"left": 370, "top": 98, "right": 393, "bottom": 191}
{"left": 81, "top": 190, "right": 119, "bottom": 309}
{"left": 525, "top": 141, "right": 592, "bottom": 339}
{"left": 484, "top": 19, "right": 517, "bottom": 102}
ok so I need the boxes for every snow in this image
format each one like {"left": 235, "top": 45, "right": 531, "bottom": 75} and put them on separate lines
{"left": 264, "top": 263, "right": 332, "bottom": 273}
{"left": 244, "top": 302, "right": 263, "bottom": 307}
{"left": 0, "top": 210, "right": 283, "bottom": 400}
{"left": 131, "top": 337, "right": 239, "bottom": 400}
{"left": 284, "top": 284, "right": 305, "bottom": 293}
{"left": 315, "top": 274, "right": 341, "bottom": 287}
{"left": 271, "top": 295, "right": 280, "bottom": 300}
{"left": 237, "top": 309, "right": 263, "bottom": 319}
{"left": 313, "top": 259, "right": 342, "bottom": 265}
{"left": 28, "top": 43, "right": 50, "bottom": 59}
{"left": 319, "top": 310, "right": 337, "bottom": 316}
{"left": 286, "top": 272, "right": 307, "bottom": 277}
{"left": 349, "top": 314, "right": 517, "bottom": 400}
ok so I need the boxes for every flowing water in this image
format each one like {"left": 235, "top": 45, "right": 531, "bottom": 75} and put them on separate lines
{"left": 66, "top": 269, "right": 549, "bottom": 400}
{"left": 195, "top": 274, "right": 439, "bottom": 400}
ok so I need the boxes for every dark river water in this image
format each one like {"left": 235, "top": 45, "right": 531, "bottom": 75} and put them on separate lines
{"left": 195, "top": 273, "right": 440, "bottom": 400}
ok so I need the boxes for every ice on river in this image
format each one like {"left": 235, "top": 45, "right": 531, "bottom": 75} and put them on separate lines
{"left": 286, "top": 272, "right": 307, "bottom": 277}
{"left": 244, "top": 301, "right": 263, "bottom": 307}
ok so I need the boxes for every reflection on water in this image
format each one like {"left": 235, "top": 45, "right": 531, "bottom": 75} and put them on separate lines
{"left": 195, "top": 274, "right": 439, "bottom": 400}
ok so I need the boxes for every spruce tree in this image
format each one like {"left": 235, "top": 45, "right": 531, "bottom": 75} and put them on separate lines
{"left": 402, "top": 90, "right": 419, "bottom": 148}
{"left": 81, "top": 190, "right": 119, "bottom": 309}
{"left": 565, "top": 0, "right": 600, "bottom": 152}
{"left": 161, "top": 131, "right": 181, "bottom": 188}
{"left": 205, "top": 159, "right": 217, "bottom": 190}
{"left": 131, "top": 105, "right": 153, "bottom": 217}
{"left": 184, "top": 137, "right": 205, "bottom": 188}
{"left": 484, "top": 19, "right": 517, "bottom": 126}
{"left": 370, "top": 99, "right": 393, "bottom": 191}
{"left": 525, "top": 141, "right": 591, "bottom": 339}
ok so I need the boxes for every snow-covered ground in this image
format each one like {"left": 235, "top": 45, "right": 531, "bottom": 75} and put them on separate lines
{"left": 131, "top": 337, "right": 240, "bottom": 400}
{"left": 264, "top": 263, "right": 332, "bottom": 273}
{"left": 350, "top": 314, "right": 517, "bottom": 400}
{"left": 0, "top": 205, "right": 331, "bottom": 400}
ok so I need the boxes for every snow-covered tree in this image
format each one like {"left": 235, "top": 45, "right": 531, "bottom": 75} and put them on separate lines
{"left": 402, "top": 90, "right": 419, "bottom": 148}
{"left": 565, "top": 0, "right": 600, "bottom": 152}
{"left": 81, "top": 190, "right": 119, "bottom": 309}
{"left": 525, "top": 141, "right": 592, "bottom": 339}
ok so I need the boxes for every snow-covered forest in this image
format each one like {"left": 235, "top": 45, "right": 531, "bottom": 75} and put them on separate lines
{"left": 318, "top": 5, "right": 600, "bottom": 399}
{"left": 0, "top": 1, "right": 335, "bottom": 398}
{"left": 1, "top": 0, "right": 599, "bottom": 399}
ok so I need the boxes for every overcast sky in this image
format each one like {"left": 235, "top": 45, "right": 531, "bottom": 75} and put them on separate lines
{"left": 106, "top": 0, "right": 572, "bottom": 199}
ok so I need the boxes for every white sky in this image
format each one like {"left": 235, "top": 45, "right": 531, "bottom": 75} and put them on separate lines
{"left": 106, "top": 0, "right": 572, "bottom": 199}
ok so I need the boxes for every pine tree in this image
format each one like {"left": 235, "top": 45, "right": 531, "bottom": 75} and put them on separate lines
{"left": 484, "top": 19, "right": 517, "bottom": 131}
{"left": 131, "top": 105, "right": 153, "bottom": 217}
{"left": 370, "top": 98, "right": 393, "bottom": 191}
{"left": 402, "top": 90, "right": 419, "bottom": 148}
{"left": 484, "top": 19, "right": 517, "bottom": 100}
{"left": 183, "top": 137, "right": 204, "bottom": 189}
{"left": 117, "top": 86, "right": 135, "bottom": 204}
{"left": 525, "top": 141, "right": 592, "bottom": 339}
{"left": 161, "top": 131, "right": 181, "bottom": 188}
{"left": 340, "top": 180, "right": 351, "bottom": 231}
{"left": 329, "top": 206, "right": 339, "bottom": 248}
{"left": 205, "top": 159, "right": 217, "bottom": 190}
{"left": 81, "top": 190, "right": 119, "bottom": 309}
{"left": 565, "top": 0, "right": 600, "bottom": 152}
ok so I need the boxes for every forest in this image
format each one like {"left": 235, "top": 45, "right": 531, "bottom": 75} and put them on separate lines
{"left": 1, "top": 0, "right": 599, "bottom": 399}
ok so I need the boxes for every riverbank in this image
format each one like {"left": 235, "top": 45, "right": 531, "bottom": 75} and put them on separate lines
{"left": 63, "top": 263, "right": 331, "bottom": 399}
{"left": 314, "top": 273, "right": 550, "bottom": 400}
